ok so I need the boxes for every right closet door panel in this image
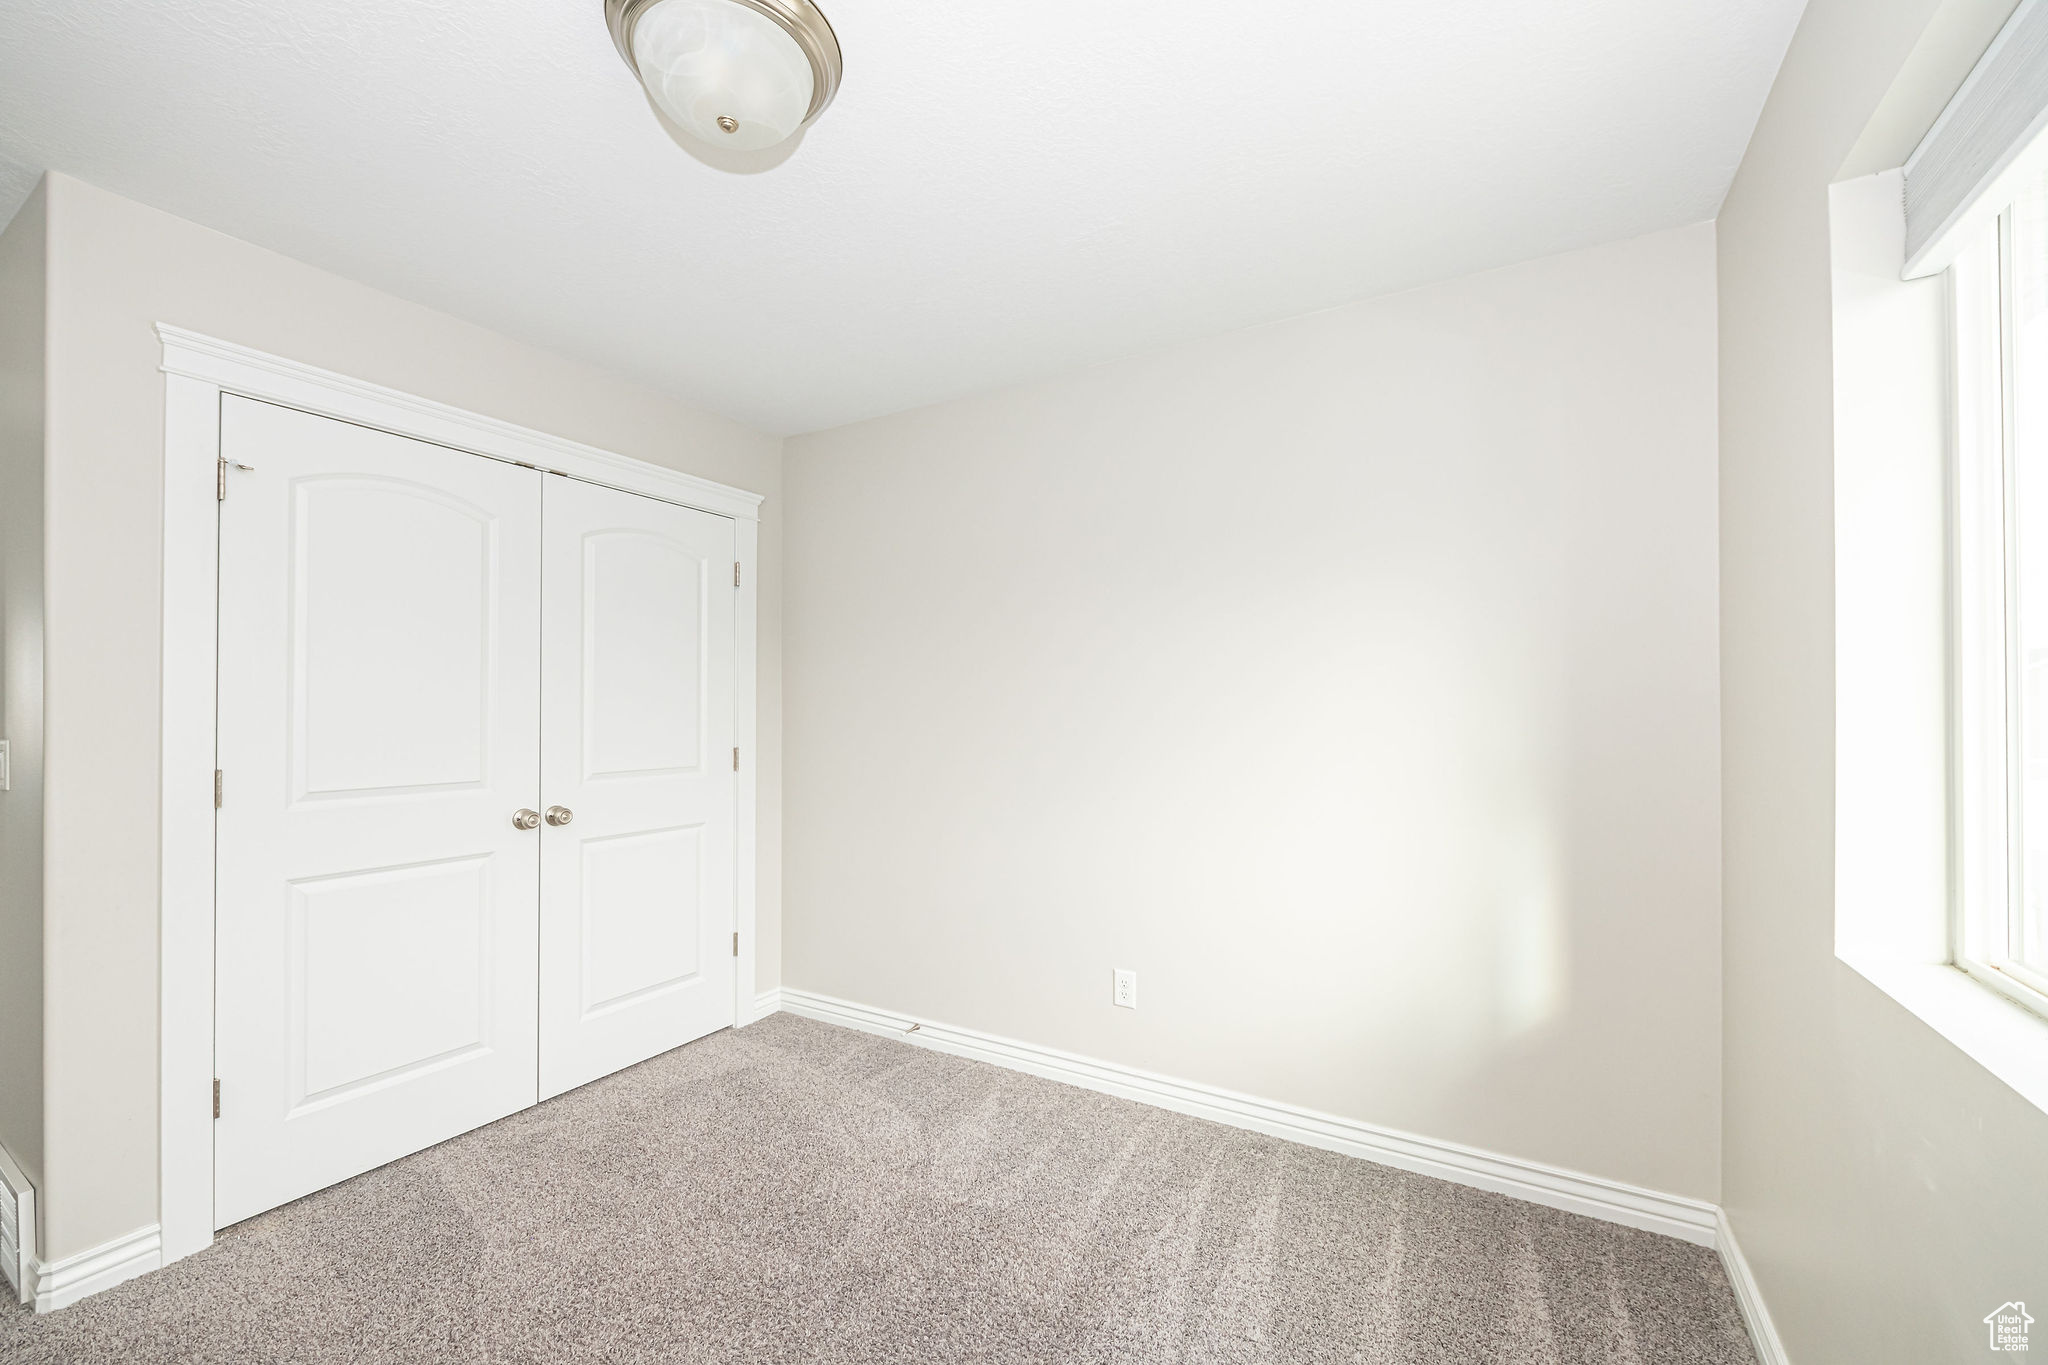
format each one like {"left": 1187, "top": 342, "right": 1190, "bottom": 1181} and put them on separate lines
{"left": 538, "top": 476, "right": 738, "bottom": 1099}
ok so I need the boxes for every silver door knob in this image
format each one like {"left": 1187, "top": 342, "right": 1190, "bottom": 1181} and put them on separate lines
{"left": 545, "top": 806, "right": 574, "bottom": 826}
{"left": 513, "top": 808, "right": 541, "bottom": 831}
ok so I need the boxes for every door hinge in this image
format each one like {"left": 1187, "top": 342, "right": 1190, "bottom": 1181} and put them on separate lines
{"left": 213, "top": 1079, "right": 221, "bottom": 1119}
{"left": 734, "top": 561, "right": 742, "bottom": 589}
{"left": 733, "top": 747, "right": 740, "bottom": 772}
{"left": 214, "top": 770, "right": 223, "bottom": 808}
{"left": 732, "top": 931, "right": 739, "bottom": 957}
{"left": 217, "top": 457, "right": 253, "bottom": 499}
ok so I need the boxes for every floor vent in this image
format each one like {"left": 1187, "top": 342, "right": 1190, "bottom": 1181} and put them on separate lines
{"left": 0, "top": 1144, "right": 33, "bottom": 1304}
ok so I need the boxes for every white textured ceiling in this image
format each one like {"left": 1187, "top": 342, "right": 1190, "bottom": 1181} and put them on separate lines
{"left": 0, "top": 1, "right": 1806, "bottom": 434}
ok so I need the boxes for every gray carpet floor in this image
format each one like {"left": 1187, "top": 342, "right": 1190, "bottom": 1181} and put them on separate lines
{"left": 0, "top": 1013, "right": 1757, "bottom": 1364}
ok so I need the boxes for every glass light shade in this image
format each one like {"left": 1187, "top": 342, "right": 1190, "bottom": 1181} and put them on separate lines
{"left": 632, "top": 0, "right": 816, "bottom": 151}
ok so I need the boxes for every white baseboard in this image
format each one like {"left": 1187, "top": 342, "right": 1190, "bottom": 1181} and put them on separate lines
{"left": 749, "top": 988, "right": 783, "bottom": 1024}
{"left": 30, "top": 1224, "right": 162, "bottom": 1313}
{"left": 772, "top": 988, "right": 1719, "bottom": 1248}
{"left": 1715, "top": 1208, "right": 1790, "bottom": 1365}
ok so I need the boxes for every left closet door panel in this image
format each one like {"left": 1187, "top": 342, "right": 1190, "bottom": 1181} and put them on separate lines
{"left": 214, "top": 396, "right": 543, "bottom": 1229}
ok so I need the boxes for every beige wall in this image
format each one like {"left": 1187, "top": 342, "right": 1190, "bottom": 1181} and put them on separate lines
{"left": 35, "top": 174, "right": 783, "bottom": 1262}
{"left": 784, "top": 223, "right": 1724, "bottom": 1201}
{"left": 0, "top": 180, "right": 46, "bottom": 1199}
{"left": 1718, "top": 1, "right": 2048, "bottom": 1359}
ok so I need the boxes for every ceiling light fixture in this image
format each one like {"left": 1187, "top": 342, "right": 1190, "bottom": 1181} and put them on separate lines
{"left": 604, "top": 0, "right": 842, "bottom": 152}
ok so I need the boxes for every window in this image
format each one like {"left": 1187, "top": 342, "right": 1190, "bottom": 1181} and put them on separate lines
{"left": 1954, "top": 169, "right": 2048, "bottom": 1017}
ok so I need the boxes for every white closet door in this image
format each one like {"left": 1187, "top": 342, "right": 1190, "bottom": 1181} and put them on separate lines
{"left": 214, "top": 396, "right": 542, "bottom": 1228}
{"left": 538, "top": 476, "right": 737, "bottom": 1099}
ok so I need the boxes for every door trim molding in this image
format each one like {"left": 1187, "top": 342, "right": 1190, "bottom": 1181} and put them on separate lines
{"left": 155, "top": 325, "right": 764, "bottom": 522}
{"left": 156, "top": 325, "right": 764, "bottom": 1269}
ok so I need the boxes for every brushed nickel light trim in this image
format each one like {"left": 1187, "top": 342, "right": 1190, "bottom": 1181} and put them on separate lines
{"left": 604, "top": 0, "right": 844, "bottom": 128}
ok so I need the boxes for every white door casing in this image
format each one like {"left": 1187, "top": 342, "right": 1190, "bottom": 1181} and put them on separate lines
{"left": 159, "top": 326, "right": 762, "bottom": 1267}
{"left": 538, "top": 476, "right": 738, "bottom": 1097}
{"left": 213, "top": 396, "right": 545, "bottom": 1227}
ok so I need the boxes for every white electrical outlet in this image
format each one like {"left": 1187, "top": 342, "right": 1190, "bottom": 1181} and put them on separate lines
{"left": 0, "top": 740, "right": 9, "bottom": 792}
{"left": 1113, "top": 969, "right": 1137, "bottom": 1009}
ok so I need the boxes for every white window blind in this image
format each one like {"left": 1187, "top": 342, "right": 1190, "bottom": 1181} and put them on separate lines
{"left": 1903, "top": 0, "right": 2048, "bottom": 277}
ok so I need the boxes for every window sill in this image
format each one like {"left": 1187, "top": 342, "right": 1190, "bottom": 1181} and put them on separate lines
{"left": 1839, "top": 951, "right": 2048, "bottom": 1118}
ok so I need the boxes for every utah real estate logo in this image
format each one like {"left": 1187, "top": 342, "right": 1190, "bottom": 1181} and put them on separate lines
{"left": 1985, "top": 1302, "right": 2033, "bottom": 1352}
